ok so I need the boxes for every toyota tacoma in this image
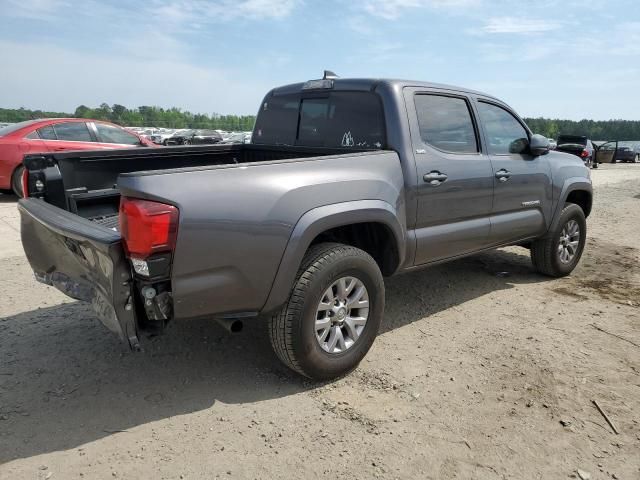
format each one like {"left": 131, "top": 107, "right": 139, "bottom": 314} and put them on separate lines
{"left": 18, "top": 74, "right": 593, "bottom": 379}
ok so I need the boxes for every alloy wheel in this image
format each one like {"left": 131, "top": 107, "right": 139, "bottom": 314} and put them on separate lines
{"left": 315, "top": 276, "right": 369, "bottom": 354}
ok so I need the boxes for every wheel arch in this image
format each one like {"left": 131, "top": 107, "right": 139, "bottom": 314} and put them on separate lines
{"left": 261, "top": 200, "right": 405, "bottom": 313}
{"left": 565, "top": 189, "right": 592, "bottom": 217}
{"left": 545, "top": 179, "right": 592, "bottom": 238}
{"left": 11, "top": 163, "right": 26, "bottom": 197}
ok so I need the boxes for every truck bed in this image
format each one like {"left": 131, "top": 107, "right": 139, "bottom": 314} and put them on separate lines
{"left": 23, "top": 143, "right": 370, "bottom": 222}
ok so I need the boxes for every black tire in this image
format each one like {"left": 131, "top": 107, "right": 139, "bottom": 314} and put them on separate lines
{"left": 531, "top": 203, "right": 586, "bottom": 277}
{"left": 11, "top": 166, "right": 24, "bottom": 198}
{"left": 269, "top": 242, "right": 385, "bottom": 380}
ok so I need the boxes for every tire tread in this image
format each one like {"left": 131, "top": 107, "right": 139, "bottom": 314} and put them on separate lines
{"left": 268, "top": 243, "right": 376, "bottom": 377}
{"left": 531, "top": 203, "right": 585, "bottom": 277}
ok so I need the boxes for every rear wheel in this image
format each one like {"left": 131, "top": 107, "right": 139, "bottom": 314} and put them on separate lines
{"left": 531, "top": 204, "right": 586, "bottom": 277}
{"left": 269, "top": 243, "right": 385, "bottom": 380}
{"left": 11, "top": 166, "right": 24, "bottom": 198}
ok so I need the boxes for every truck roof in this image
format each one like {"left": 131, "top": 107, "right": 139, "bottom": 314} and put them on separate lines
{"left": 270, "top": 78, "right": 501, "bottom": 103}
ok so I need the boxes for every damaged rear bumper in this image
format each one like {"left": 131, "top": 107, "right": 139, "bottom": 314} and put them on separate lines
{"left": 18, "top": 198, "right": 140, "bottom": 349}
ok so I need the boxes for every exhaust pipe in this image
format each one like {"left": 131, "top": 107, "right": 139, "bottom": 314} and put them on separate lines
{"left": 216, "top": 318, "right": 243, "bottom": 333}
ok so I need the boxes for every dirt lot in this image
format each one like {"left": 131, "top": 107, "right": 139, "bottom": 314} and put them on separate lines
{"left": 1, "top": 164, "right": 638, "bottom": 480}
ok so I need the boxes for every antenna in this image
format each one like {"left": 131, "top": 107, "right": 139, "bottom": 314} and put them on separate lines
{"left": 323, "top": 70, "right": 339, "bottom": 80}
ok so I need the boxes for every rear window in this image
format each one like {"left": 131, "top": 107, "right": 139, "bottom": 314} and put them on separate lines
{"left": 414, "top": 94, "right": 478, "bottom": 154}
{"left": 253, "top": 91, "right": 386, "bottom": 149}
{"left": 557, "top": 135, "right": 587, "bottom": 146}
{"left": 94, "top": 123, "right": 140, "bottom": 145}
{"left": 0, "top": 120, "right": 39, "bottom": 137}
{"left": 38, "top": 125, "right": 57, "bottom": 140}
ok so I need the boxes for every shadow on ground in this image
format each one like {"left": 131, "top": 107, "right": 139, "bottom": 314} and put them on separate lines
{"left": 0, "top": 193, "right": 18, "bottom": 203}
{"left": 0, "top": 247, "right": 546, "bottom": 463}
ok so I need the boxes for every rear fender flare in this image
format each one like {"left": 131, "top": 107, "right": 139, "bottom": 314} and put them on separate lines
{"left": 261, "top": 200, "right": 405, "bottom": 313}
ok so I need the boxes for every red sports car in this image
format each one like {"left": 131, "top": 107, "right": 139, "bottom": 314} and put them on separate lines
{"left": 0, "top": 118, "right": 156, "bottom": 197}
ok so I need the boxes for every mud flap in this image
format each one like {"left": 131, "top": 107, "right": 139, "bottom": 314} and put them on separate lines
{"left": 18, "top": 198, "right": 140, "bottom": 350}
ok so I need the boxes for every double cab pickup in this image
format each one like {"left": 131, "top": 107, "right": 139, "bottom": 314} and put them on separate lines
{"left": 19, "top": 74, "right": 592, "bottom": 379}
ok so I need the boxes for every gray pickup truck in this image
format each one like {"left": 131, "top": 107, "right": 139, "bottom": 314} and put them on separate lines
{"left": 19, "top": 75, "right": 592, "bottom": 379}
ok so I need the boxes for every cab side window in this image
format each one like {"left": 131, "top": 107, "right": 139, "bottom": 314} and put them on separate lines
{"left": 414, "top": 94, "right": 478, "bottom": 154}
{"left": 478, "top": 102, "right": 528, "bottom": 155}
{"left": 53, "top": 122, "right": 93, "bottom": 142}
{"left": 37, "top": 125, "right": 57, "bottom": 140}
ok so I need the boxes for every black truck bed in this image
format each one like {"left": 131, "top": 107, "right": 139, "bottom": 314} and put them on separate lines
{"left": 23, "top": 143, "right": 366, "bottom": 221}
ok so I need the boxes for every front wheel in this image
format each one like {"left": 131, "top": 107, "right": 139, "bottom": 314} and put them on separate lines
{"left": 11, "top": 166, "right": 25, "bottom": 198}
{"left": 531, "top": 204, "right": 586, "bottom": 277}
{"left": 269, "top": 243, "right": 385, "bottom": 380}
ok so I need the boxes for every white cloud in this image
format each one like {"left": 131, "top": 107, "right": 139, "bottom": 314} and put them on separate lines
{"left": 0, "top": 40, "right": 269, "bottom": 115}
{"left": 2, "top": 0, "right": 299, "bottom": 24}
{"left": 2, "top": 0, "right": 71, "bottom": 20}
{"left": 359, "top": 0, "right": 478, "bottom": 20}
{"left": 480, "top": 17, "right": 561, "bottom": 34}
{"left": 148, "top": 0, "right": 299, "bottom": 23}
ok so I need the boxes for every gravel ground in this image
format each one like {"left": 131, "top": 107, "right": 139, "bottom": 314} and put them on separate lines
{"left": 1, "top": 164, "right": 638, "bottom": 480}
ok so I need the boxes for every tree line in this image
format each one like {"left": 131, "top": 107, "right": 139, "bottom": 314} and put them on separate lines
{"left": 523, "top": 118, "right": 640, "bottom": 141}
{"left": 0, "top": 104, "right": 256, "bottom": 131}
{"left": 1, "top": 104, "right": 639, "bottom": 139}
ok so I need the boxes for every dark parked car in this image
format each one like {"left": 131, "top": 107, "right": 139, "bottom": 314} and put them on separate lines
{"left": 18, "top": 75, "right": 592, "bottom": 380}
{"left": 614, "top": 146, "right": 637, "bottom": 163}
{"left": 556, "top": 135, "right": 595, "bottom": 168}
{"left": 164, "top": 129, "right": 223, "bottom": 146}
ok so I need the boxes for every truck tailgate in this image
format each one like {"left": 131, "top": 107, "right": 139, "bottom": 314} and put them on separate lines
{"left": 18, "top": 198, "right": 139, "bottom": 348}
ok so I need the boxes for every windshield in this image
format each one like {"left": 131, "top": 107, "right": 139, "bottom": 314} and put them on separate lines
{"left": 253, "top": 91, "right": 386, "bottom": 149}
{"left": 0, "top": 120, "right": 39, "bottom": 137}
{"left": 557, "top": 135, "right": 587, "bottom": 146}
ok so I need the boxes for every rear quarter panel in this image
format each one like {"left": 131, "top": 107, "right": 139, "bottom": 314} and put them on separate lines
{"left": 117, "top": 151, "right": 405, "bottom": 319}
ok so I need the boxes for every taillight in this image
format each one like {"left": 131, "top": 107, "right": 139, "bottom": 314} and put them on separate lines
{"left": 119, "top": 197, "right": 179, "bottom": 260}
{"left": 22, "top": 168, "right": 29, "bottom": 198}
{"left": 580, "top": 150, "right": 589, "bottom": 158}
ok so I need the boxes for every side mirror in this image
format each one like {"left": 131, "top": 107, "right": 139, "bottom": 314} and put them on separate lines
{"left": 529, "top": 134, "right": 550, "bottom": 156}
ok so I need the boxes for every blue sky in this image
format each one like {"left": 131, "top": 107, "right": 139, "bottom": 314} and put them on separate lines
{"left": 0, "top": 0, "right": 638, "bottom": 120}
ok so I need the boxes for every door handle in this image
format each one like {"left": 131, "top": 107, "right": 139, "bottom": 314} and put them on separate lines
{"left": 495, "top": 169, "right": 511, "bottom": 182}
{"left": 423, "top": 171, "right": 448, "bottom": 185}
